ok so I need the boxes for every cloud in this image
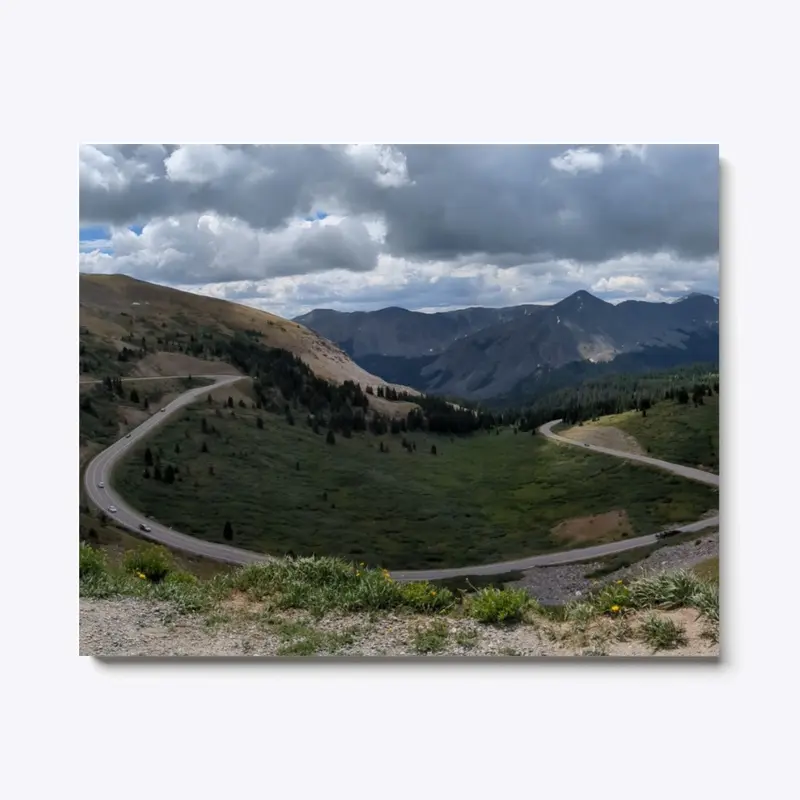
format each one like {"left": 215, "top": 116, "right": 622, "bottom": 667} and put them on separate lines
{"left": 550, "top": 147, "right": 605, "bottom": 174}
{"left": 78, "top": 144, "right": 719, "bottom": 314}
{"left": 79, "top": 212, "right": 382, "bottom": 284}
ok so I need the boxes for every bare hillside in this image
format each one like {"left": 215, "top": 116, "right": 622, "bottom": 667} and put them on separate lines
{"left": 79, "top": 273, "right": 419, "bottom": 395}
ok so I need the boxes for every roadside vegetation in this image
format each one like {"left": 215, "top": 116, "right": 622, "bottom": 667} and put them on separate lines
{"left": 112, "top": 394, "right": 718, "bottom": 570}
{"left": 506, "top": 365, "right": 719, "bottom": 472}
{"left": 80, "top": 542, "right": 719, "bottom": 655}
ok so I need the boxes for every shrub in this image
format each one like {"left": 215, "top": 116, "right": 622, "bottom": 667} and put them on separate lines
{"left": 399, "top": 581, "right": 455, "bottom": 613}
{"left": 123, "top": 544, "right": 174, "bottom": 583}
{"left": 467, "top": 586, "right": 530, "bottom": 623}
{"left": 79, "top": 542, "right": 106, "bottom": 581}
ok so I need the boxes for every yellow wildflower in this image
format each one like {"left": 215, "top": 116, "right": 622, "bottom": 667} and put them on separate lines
{"left": 616, "top": 580, "right": 623, "bottom": 585}
{"left": 610, "top": 605, "right": 620, "bottom": 613}
{"left": 137, "top": 572, "right": 146, "bottom": 580}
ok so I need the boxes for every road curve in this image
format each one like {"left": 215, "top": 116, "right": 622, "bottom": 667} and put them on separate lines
{"left": 391, "top": 420, "right": 719, "bottom": 581}
{"left": 83, "top": 374, "right": 272, "bottom": 566}
{"left": 83, "top": 386, "right": 719, "bottom": 580}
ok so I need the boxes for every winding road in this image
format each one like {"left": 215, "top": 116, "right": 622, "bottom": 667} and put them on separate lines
{"left": 82, "top": 377, "right": 719, "bottom": 580}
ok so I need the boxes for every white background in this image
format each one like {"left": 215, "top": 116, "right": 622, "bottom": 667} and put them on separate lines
{"left": 2, "top": 0, "right": 798, "bottom": 797}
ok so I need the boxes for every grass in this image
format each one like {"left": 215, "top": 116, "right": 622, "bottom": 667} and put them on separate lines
{"left": 80, "top": 545, "right": 720, "bottom": 652}
{"left": 640, "top": 614, "right": 688, "bottom": 651}
{"left": 270, "top": 620, "right": 360, "bottom": 656}
{"left": 693, "top": 556, "right": 719, "bottom": 583}
{"left": 113, "top": 399, "right": 719, "bottom": 570}
{"left": 587, "top": 394, "right": 719, "bottom": 472}
{"left": 412, "top": 620, "right": 450, "bottom": 653}
{"left": 455, "top": 629, "right": 479, "bottom": 649}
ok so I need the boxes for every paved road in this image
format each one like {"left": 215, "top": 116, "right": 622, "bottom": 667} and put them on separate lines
{"left": 83, "top": 374, "right": 271, "bottom": 565}
{"left": 83, "top": 385, "right": 719, "bottom": 580}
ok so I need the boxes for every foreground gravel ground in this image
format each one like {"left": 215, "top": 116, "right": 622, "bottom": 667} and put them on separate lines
{"left": 80, "top": 597, "right": 718, "bottom": 658}
{"left": 511, "top": 532, "right": 719, "bottom": 606}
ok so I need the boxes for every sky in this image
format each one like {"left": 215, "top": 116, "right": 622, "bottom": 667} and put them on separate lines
{"left": 79, "top": 144, "right": 719, "bottom": 319}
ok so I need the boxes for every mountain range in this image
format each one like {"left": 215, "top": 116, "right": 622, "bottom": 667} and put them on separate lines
{"left": 294, "top": 291, "right": 719, "bottom": 402}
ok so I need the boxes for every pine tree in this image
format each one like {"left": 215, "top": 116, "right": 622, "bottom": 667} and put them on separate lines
{"left": 144, "top": 447, "right": 153, "bottom": 467}
{"left": 257, "top": 417, "right": 264, "bottom": 429}
{"left": 153, "top": 464, "right": 163, "bottom": 481}
{"left": 326, "top": 430, "right": 336, "bottom": 445}
{"left": 431, "top": 444, "right": 437, "bottom": 455}
{"left": 223, "top": 520, "right": 233, "bottom": 541}
{"left": 164, "top": 464, "right": 176, "bottom": 484}
{"left": 201, "top": 441, "right": 209, "bottom": 453}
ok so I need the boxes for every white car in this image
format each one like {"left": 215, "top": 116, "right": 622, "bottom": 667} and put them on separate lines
{"left": 108, "top": 505, "right": 117, "bottom": 513}
{"left": 126, "top": 434, "right": 132, "bottom": 438}
{"left": 98, "top": 481, "right": 105, "bottom": 488}
{"left": 161, "top": 407, "right": 167, "bottom": 413}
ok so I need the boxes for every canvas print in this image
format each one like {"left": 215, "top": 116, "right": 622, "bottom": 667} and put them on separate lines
{"left": 79, "top": 144, "right": 719, "bottom": 658}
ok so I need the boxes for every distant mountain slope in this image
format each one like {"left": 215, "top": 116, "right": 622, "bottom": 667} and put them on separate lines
{"left": 296, "top": 291, "right": 719, "bottom": 400}
{"left": 294, "top": 304, "right": 545, "bottom": 358}
{"left": 495, "top": 327, "right": 720, "bottom": 409}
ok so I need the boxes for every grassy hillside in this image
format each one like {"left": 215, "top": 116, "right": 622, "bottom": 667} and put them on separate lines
{"left": 112, "top": 396, "right": 718, "bottom": 570}
{"left": 80, "top": 273, "right": 417, "bottom": 393}
{"left": 575, "top": 395, "right": 719, "bottom": 472}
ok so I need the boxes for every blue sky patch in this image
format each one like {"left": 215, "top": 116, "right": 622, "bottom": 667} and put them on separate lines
{"left": 129, "top": 224, "right": 143, "bottom": 235}
{"left": 79, "top": 225, "right": 109, "bottom": 242}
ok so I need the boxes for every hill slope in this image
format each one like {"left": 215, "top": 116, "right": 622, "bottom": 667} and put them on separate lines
{"left": 80, "top": 273, "right": 418, "bottom": 393}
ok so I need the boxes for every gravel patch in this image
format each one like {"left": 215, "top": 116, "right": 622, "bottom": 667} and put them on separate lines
{"left": 80, "top": 598, "right": 718, "bottom": 658}
{"left": 510, "top": 532, "right": 719, "bottom": 606}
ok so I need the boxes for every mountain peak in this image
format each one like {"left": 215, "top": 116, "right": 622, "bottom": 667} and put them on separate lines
{"left": 554, "top": 289, "right": 609, "bottom": 310}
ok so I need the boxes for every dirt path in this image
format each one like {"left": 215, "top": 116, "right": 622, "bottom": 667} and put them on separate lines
{"left": 558, "top": 423, "right": 645, "bottom": 455}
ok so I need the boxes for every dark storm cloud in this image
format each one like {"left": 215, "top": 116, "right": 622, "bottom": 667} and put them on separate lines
{"left": 79, "top": 144, "right": 719, "bottom": 273}
{"left": 374, "top": 144, "right": 718, "bottom": 265}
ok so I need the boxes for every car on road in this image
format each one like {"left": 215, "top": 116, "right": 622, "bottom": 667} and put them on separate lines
{"left": 97, "top": 481, "right": 104, "bottom": 488}
{"left": 126, "top": 434, "right": 131, "bottom": 438}
{"left": 139, "top": 523, "right": 152, "bottom": 533}
{"left": 161, "top": 407, "right": 166, "bottom": 412}
{"left": 108, "top": 505, "right": 117, "bottom": 513}
{"left": 655, "top": 529, "right": 682, "bottom": 540}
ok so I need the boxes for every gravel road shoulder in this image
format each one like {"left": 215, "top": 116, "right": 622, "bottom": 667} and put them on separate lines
{"left": 510, "top": 531, "right": 719, "bottom": 606}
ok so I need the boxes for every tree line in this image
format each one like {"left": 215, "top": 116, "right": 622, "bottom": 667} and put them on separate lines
{"left": 503, "top": 363, "right": 719, "bottom": 430}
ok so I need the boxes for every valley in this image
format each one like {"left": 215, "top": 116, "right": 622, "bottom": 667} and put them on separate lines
{"left": 110, "top": 391, "right": 717, "bottom": 571}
